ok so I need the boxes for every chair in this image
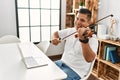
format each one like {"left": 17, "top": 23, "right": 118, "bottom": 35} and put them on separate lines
{"left": 45, "top": 40, "right": 65, "bottom": 56}
{"left": 81, "top": 57, "right": 96, "bottom": 80}
{"left": 0, "top": 35, "right": 21, "bottom": 44}
{"left": 36, "top": 40, "right": 65, "bottom": 56}
{"left": 36, "top": 41, "right": 50, "bottom": 53}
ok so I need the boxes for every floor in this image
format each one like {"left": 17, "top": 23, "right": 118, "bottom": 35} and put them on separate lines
{"left": 87, "top": 74, "right": 99, "bottom": 80}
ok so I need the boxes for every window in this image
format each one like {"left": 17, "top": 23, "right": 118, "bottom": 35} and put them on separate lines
{"left": 15, "top": 0, "right": 61, "bottom": 43}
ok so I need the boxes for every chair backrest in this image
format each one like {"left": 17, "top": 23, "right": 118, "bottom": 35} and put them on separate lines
{"left": 45, "top": 40, "right": 65, "bottom": 56}
{"left": 81, "top": 57, "right": 96, "bottom": 80}
{"left": 36, "top": 41, "right": 50, "bottom": 53}
{"left": 0, "top": 35, "right": 21, "bottom": 44}
{"left": 36, "top": 40, "right": 65, "bottom": 56}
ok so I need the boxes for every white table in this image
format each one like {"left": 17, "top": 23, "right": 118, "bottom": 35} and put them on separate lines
{"left": 0, "top": 43, "right": 67, "bottom": 80}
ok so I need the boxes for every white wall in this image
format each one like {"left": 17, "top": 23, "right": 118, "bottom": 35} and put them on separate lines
{"left": 61, "top": 0, "right": 66, "bottom": 29}
{"left": 0, "top": 0, "right": 17, "bottom": 37}
{"left": 98, "top": 0, "right": 120, "bottom": 38}
{"left": 0, "top": 0, "right": 66, "bottom": 37}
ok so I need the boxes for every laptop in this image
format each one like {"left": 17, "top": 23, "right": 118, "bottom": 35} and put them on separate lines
{"left": 17, "top": 43, "right": 48, "bottom": 69}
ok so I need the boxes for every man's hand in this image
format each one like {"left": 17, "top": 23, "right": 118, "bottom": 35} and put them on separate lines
{"left": 51, "top": 38, "right": 61, "bottom": 45}
{"left": 77, "top": 27, "right": 89, "bottom": 40}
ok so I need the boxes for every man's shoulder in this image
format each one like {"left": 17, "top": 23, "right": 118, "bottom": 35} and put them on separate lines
{"left": 92, "top": 34, "right": 97, "bottom": 38}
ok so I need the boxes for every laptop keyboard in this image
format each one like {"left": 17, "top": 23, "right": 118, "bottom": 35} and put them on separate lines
{"left": 23, "top": 56, "right": 48, "bottom": 69}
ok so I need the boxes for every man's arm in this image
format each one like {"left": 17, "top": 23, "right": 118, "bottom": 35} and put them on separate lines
{"left": 78, "top": 27, "right": 97, "bottom": 62}
{"left": 51, "top": 31, "right": 61, "bottom": 45}
{"left": 81, "top": 43, "right": 96, "bottom": 62}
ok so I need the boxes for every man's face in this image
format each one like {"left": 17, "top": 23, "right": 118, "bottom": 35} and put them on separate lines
{"left": 74, "top": 13, "right": 89, "bottom": 30}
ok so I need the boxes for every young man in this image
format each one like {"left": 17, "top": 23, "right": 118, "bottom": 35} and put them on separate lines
{"left": 51, "top": 8, "right": 98, "bottom": 80}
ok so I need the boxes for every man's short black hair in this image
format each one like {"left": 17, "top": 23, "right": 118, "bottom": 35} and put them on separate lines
{"left": 79, "top": 8, "right": 92, "bottom": 21}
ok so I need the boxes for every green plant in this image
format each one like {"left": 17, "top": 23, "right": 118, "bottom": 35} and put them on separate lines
{"left": 79, "top": 1, "right": 83, "bottom": 6}
{"left": 79, "top": 0, "right": 85, "bottom": 6}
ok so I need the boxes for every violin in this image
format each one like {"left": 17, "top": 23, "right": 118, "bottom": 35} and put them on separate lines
{"left": 64, "top": 14, "right": 114, "bottom": 40}
{"left": 50, "top": 14, "right": 113, "bottom": 43}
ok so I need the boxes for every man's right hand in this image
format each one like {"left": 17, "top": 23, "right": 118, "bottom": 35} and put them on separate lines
{"left": 50, "top": 38, "right": 61, "bottom": 45}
